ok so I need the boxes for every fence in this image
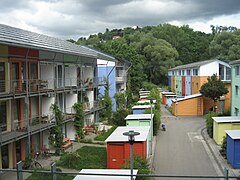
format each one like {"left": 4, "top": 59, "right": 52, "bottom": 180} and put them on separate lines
{"left": 1, "top": 161, "right": 239, "bottom": 180}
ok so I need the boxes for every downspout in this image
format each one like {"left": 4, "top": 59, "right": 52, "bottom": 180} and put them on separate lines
{"left": 25, "top": 48, "right": 31, "bottom": 156}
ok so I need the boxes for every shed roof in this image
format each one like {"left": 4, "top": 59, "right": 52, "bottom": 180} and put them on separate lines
{"left": 212, "top": 116, "right": 240, "bottom": 123}
{"left": 105, "top": 126, "right": 150, "bottom": 142}
{"left": 225, "top": 130, "right": 240, "bottom": 139}
{"left": 137, "top": 100, "right": 156, "bottom": 104}
{"left": 165, "top": 94, "right": 177, "bottom": 97}
{"left": 172, "top": 94, "right": 202, "bottom": 102}
{"left": 73, "top": 169, "right": 138, "bottom": 180}
{"left": 161, "top": 92, "right": 175, "bottom": 95}
{"left": 169, "top": 59, "right": 229, "bottom": 71}
{"left": 132, "top": 105, "right": 153, "bottom": 109}
{"left": 125, "top": 114, "right": 153, "bottom": 120}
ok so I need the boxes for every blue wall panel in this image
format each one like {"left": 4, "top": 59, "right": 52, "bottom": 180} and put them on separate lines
{"left": 185, "top": 76, "right": 191, "bottom": 96}
{"left": 98, "top": 66, "right": 116, "bottom": 112}
{"left": 227, "top": 134, "right": 240, "bottom": 169}
{"left": 133, "top": 109, "right": 145, "bottom": 114}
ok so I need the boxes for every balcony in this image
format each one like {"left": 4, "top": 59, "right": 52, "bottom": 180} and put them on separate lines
{"left": 116, "top": 76, "right": 126, "bottom": 84}
{"left": 83, "top": 100, "right": 106, "bottom": 114}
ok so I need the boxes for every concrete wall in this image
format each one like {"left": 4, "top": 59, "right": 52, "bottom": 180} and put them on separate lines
{"left": 65, "top": 65, "right": 77, "bottom": 86}
{"left": 42, "top": 96, "right": 55, "bottom": 117}
{"left": 65, "top": 94, "right": 78, "bottom": 113}
{"left": 40, "top": 64, "right": 54, "bottom": 89}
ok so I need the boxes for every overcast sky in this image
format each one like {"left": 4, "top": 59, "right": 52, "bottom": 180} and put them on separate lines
{"left": 0, "top": 0, "right": 240, "bottom": 40}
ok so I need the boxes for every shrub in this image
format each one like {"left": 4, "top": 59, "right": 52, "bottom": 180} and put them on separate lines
{"left": 220, "top": 136, "right": 227, "bottom": 158}
{"left": 112, "top": 108, "right": 131, "bottom": 126}
{"left": 123, "top": 154, "right": 151, "bottom": 180}
{"left": 144, "top": 108, "right": 161, "bottom": 136}
{"left": 205, "top": 111, "right": 218, "bottom": 138}
{"left": 94, "top": 126, "right": 117, "bottom": 141}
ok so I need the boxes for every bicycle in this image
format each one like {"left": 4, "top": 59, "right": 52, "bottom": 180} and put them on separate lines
{"left": 23, "top": 152, "right": 42, "bottom": 169}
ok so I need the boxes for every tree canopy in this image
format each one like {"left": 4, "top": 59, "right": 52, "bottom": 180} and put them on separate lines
{"left": 72, "top": 24, "right": 238, "bottom": 96}
{"left": 200, "top": 74, "right": 229, "bottom": 112}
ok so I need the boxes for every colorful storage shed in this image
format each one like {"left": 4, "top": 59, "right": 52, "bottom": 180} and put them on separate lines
{"left": 212, "top": 117, "right": 240, "bottom": 145}
{"left": 225, "top": 130, "right": 240, "bottom": 169}
{"left": 165, "top": 94, "right": 177, "bottom": 107}
{"left": 73, "top": 169, "right": 138, "bottom": 180}
{"left": 105, "top": 126, "right": 150, "bottom": 169}
{"left": 137, "top": 99, "right": 156, "bottom": 104}
{"left": 161, "top": 92, "right": 175, "bottom": 105}
{"left": 132, "top": 105, "right": 153, "bottom": 114}
{"left": 171, "top": 94, "right": 203, "bottom": 116}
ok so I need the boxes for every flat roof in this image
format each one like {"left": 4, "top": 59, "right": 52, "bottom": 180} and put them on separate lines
{"left": 125, "top": 114, "right": 153, "bottom": 120}
{"left": 165, "top": 94, "right": 177, "bottom": 97}
{"left": 74, "top": 169, "right": 138, "bottom": 180}
{"left": 137, "top": 100, "right": 156, "bottom": 104}
{"left": 139, "top": 95, "right": 148, "bottom": 98}
{"left": 212, "top": 116, "right": 240, "bottom": 123}
{"left": 172, "top": 94, "right": 202, "bottom": 102}
{"left": 105, "top": 126, "right": 150, "bottom": 142}
{"left": 132, "top": 105, "right": 153, "bottom": 109}
{"left": 161, "top": 92, "right": 175, "bottom": 95}
{"left": 225, "top": 130, "right": 240, "bottom": 139}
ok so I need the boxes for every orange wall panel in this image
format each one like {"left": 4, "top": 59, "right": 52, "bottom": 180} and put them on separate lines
{"left": 172, "top": 97, "right": 203, "bottom": 116}
{"left": 224, "top": 83, "right": 231, "bottom": 111}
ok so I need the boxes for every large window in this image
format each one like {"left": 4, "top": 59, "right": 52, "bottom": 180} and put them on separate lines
{"left": 187, "top": 69, "right": 191, "bottom": 76}
{"left": 0, "top": 101, "right": 7, "bottom": 131}
{"left": 236, "top": 66, "right": 240, "bottom": 76}
{"left": 193, "top": 69, "right": 199, "bottom": 76}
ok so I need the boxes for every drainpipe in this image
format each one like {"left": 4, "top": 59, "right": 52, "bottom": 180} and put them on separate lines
{"left": 25, "top": 48, "right": 31, "bottom": 156}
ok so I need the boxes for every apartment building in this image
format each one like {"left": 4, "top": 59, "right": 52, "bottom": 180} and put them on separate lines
{"left": 0, "top": 24, "right": 120, "bottom": 169}
{"left": 168, "top": 59, "right": 231, "bottom": 114}
{"left": 230, "top": 60, "right": 240, "bottom": 116}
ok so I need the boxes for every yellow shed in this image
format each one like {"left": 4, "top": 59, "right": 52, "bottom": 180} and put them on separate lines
{"left": 172, "top": 94, "right": 203, "bottom": 116}
{"left": 212, "top": 117, "right": 240, "bottom": 145}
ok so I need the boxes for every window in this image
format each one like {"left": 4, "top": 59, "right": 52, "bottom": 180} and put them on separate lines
{"left": 236, "top": 86, "right": 239, "bottom": 96}
{"left": 179, "top": 70, "right": 181, "bottom": 76}
{"left": 0, "top": 101, "right": 7, "bottom": 131}
{"left": 193, "top": 69, "right": 199, "bottom": 76}
{"left": 182, "top": 70, "right": 185, "bottom": 76}
{"left": 236, "top": 66, "right": 240, "bottom": 76}
{"left": 187, "top": 69, "right": 191, "bottom": 76}
{"left": 173, "top": 71, "right": 175, "bottom": 75}
{"left": 235, "top": 108, "right": 239, "bottom": 116}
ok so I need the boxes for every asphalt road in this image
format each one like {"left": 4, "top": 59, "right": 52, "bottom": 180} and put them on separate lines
{"left": 152, "top": 106, "right": 219, "bottom": 180}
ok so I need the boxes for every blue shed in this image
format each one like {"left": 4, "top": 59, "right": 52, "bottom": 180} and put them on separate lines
{"left": 132, "top": 105, "right": 153, "bottom": 114}
{"left": 225, "top": 130, "right": 240, "bottom": 169}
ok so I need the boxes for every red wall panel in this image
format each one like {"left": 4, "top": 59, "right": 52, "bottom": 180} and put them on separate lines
{"left": 182, "top": 76, "right": 186, "bottom": 96}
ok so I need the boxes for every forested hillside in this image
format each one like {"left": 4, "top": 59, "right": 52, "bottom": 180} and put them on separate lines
{"left": 69, "top": 24, "right": 240, "bottom": 94}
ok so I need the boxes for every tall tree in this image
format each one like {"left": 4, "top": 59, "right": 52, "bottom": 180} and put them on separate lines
{"left": 200, "top": 74, "right": 229, "bottom": 112}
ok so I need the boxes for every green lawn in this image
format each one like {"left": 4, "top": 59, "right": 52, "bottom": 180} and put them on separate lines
{"left": 57, "top": 146, "right": 107, "bottom": 170}
{"left": 26, "top": 168, "right": 74, "bottom": 180}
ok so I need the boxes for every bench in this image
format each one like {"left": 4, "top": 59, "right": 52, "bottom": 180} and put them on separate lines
{"left": 62, "top": 138, "right": 73, "bottom": 151}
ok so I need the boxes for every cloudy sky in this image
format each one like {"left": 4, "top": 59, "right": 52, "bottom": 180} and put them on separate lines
{"left": 0, "top": 0, "right": 240, "bottom": 40}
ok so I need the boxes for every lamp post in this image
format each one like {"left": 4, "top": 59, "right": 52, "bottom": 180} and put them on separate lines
{"left": 149, "top": 97, "right": 154, "bottom": 155}
{"left": 123, "top": 130, "right": 140, "bottom": 180}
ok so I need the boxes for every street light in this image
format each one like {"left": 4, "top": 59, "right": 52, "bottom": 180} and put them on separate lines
{"left": 123, "top": 130, "right": 140, "bottom": 180}
{"left": 149, "top": 97, "right": 154, "bottom": 155}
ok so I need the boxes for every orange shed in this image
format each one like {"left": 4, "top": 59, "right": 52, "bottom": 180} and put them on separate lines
{"left": 172, "top": 94, "right": 203, "bottom": 116}
{"left": 105, "top": 126, "right": 150, "bottom": 169}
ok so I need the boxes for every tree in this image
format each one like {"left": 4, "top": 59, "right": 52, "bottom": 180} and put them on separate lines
{"left": 73, "top": 102, "right": 85, "bottom": 141}
{"left": 200, "top": 74, "right": 228, "bottom": 112}
{"left": 49, "top": 103, "right": 64, "bottom": 155}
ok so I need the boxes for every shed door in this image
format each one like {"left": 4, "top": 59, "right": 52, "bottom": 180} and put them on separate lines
{"left": 109, "top": 144, "right": 124, "bottom": 169}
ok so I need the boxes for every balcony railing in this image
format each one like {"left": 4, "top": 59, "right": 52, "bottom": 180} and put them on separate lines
{"left": 116, "top": 76, "right": 126, "bottom": 83}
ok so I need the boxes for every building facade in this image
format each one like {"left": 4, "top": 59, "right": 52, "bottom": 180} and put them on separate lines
{"left": 230, "top": 60, "right": 240, "bottom": 116}
{"left": 168, "top": 59, "right": 231, "bottom": 113}
{"left": 0, "top": 24, "right": 122, "bottom": 169}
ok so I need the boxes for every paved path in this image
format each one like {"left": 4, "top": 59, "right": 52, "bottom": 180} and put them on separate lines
{"left": 152, "top": 106, "right": 220, "bottom": 180}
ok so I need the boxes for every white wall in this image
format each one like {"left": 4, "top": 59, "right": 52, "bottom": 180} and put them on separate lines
{"left": 87, "top": 91, "right": 94, "bottom": 108}
{"left": 66, "top": 122, "right": 76, "bottom": 141}
{"left": 42, "top": 96, "right": 55, "bottom": 116}
{"left": 84, "top": 114, "right": 94, "bottom": 126}
{"left": 40, "top": 64, "right": 54, "bottom": 89}
{"left": 199, "top": 61, "right": 219, "bottom": 76}
{"left": 65, "top": 94, "right": 78, "bottom": 113}
{"left": 42, "top": 130, "right": 50, "bottom": 149}
{"left": 65, "top": 65, "right": 77, "bottom": 86}
{"left": 83, "top": 66, "right": 93, "bottom": 80}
